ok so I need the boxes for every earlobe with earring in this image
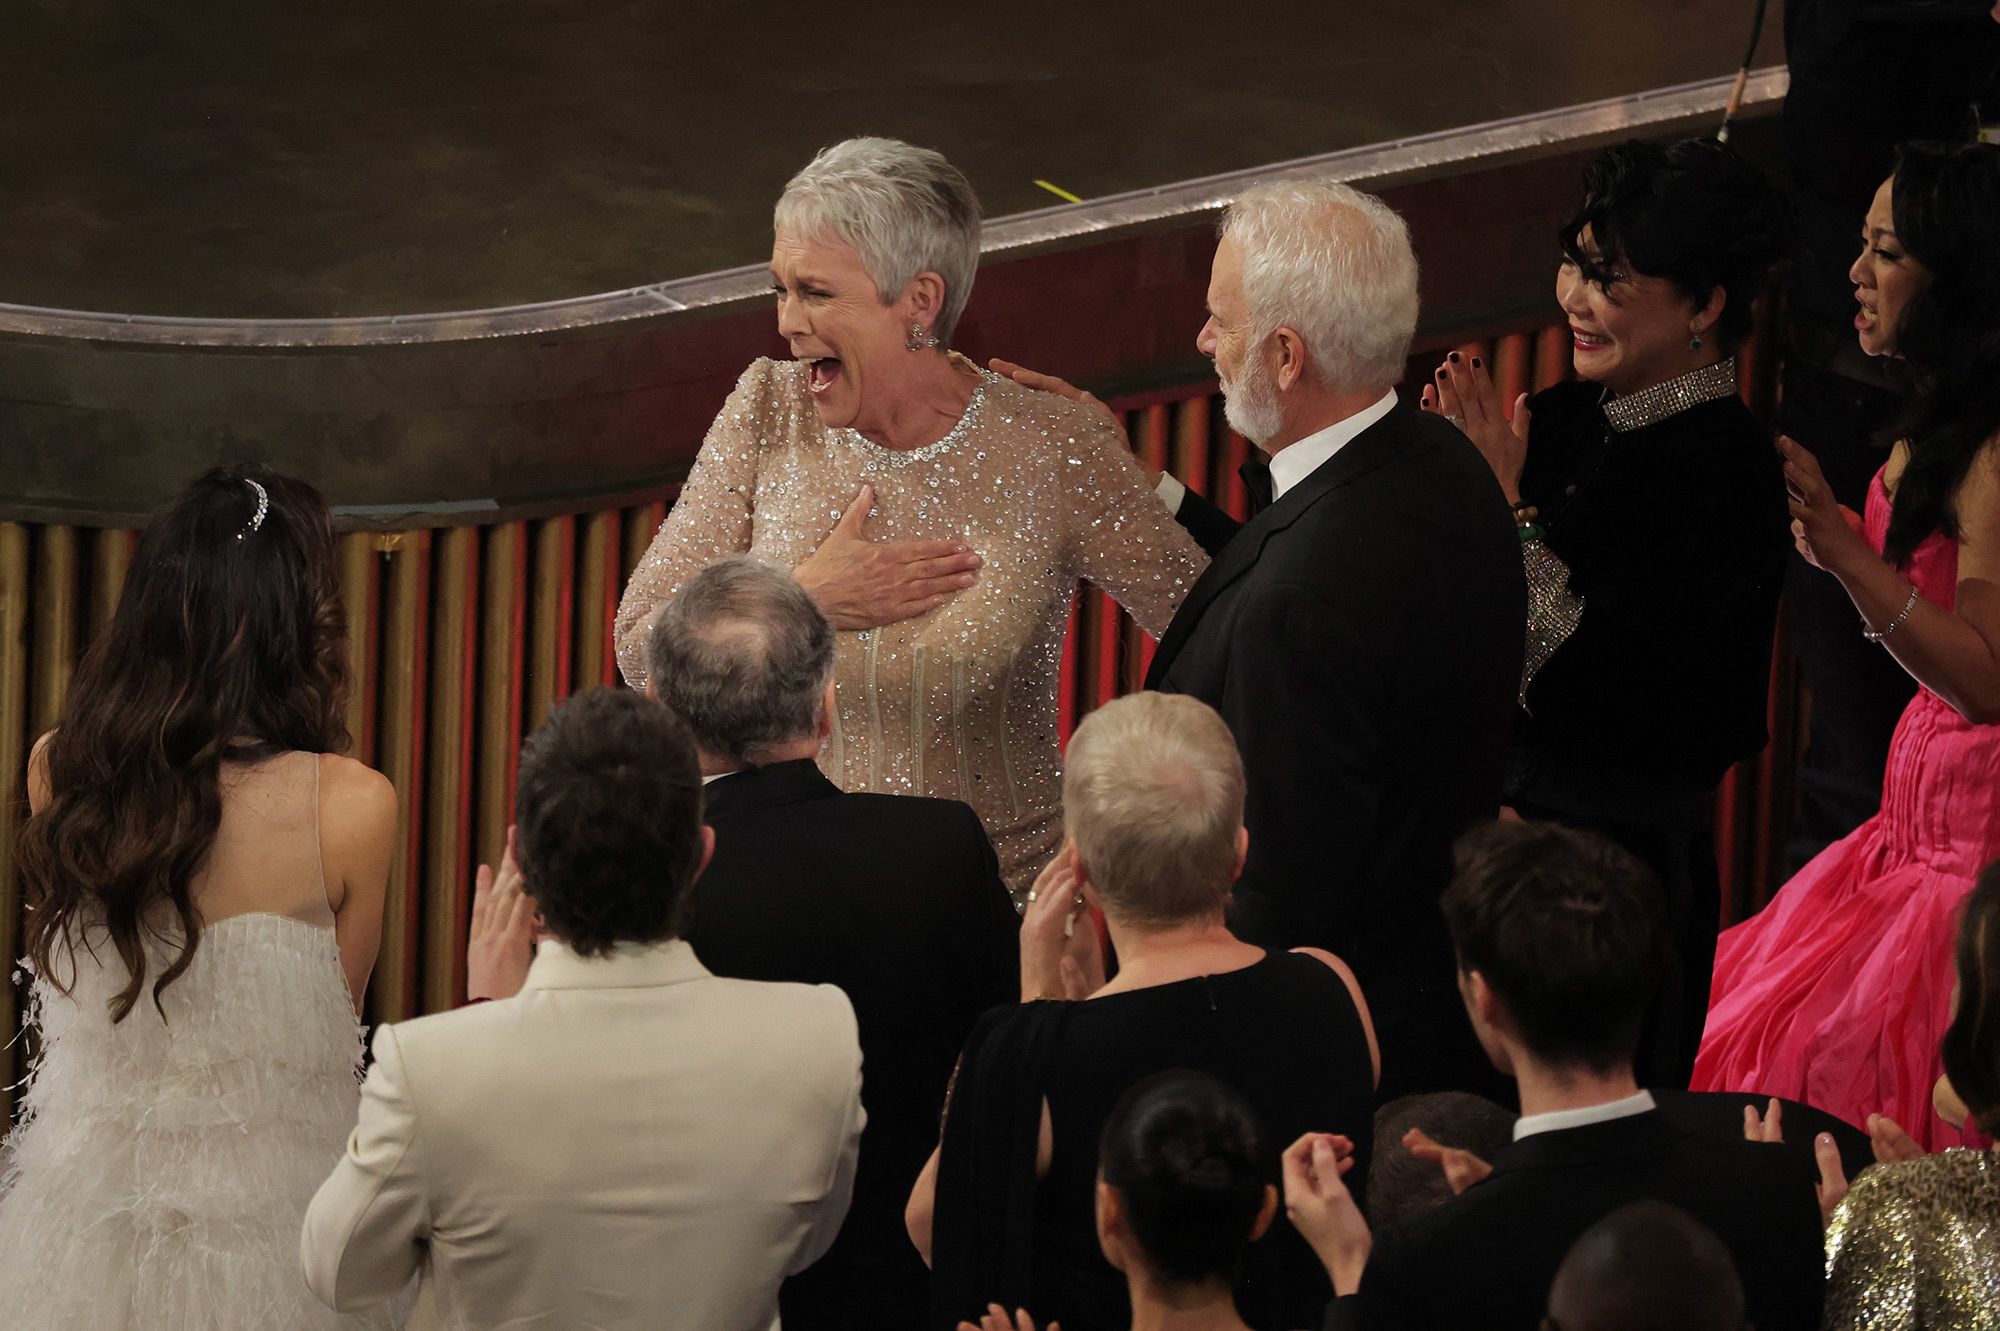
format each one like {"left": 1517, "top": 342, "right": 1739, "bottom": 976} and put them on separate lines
{"left": 906, "top": 321, "right": 942, "bottom": 353}
{"left": 1690, "top": 324, "right": 1705, "bottom": 353}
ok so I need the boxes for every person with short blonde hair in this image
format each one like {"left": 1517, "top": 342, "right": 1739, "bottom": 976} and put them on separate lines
{"left": 911, "top": 692, "right": 1380, "bottom": 1331}
{"left": 1063, "top": 690, "right": 1244, "bottom": 927}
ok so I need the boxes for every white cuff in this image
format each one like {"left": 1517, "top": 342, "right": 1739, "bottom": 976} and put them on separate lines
{"left": 1154, "top": 472, "right": 1186, "bottom": 516}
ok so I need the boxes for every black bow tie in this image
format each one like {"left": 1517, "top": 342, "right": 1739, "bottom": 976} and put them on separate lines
{"left": 1239, "top": 458, "right": 1274, "bottom": 515}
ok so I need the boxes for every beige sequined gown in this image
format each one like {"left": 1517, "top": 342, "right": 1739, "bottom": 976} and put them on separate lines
{"left": 615, "top": 356, "right": 1209, "bottom": 894}
{"left": 1824, "top": 1147, "right": 2000, "bottom": 1330}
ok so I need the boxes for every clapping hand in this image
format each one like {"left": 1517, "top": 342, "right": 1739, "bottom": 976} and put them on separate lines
{"left": 1019, "top": 843, "right": 1104, "bottom": 1002}
{"left": 1421, "top": 352, "right": 1531, "bottom": 503}
{"left": 1282, "top": 1132, "right": 1372, "bottom": 1295}
{"left": 793, "top": 484, "right": 983, "bottom": 631}
{"left": 1777, "top": 436, "right": 1868, "bottom": 575}
{"left": 1743, "top": 1097, "right": 1924, "bottom": 1224}
{"left": 957, "top": 1304, "right": 1054, "bottom": 1331}
{"left": 1403, "top": 1126, "right": 1495, "bottom": 1195}
{"left": 466, "top": 826, "right": 537, "bottom": 1002}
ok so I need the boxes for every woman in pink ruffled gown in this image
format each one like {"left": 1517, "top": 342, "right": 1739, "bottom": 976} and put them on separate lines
{"left": 1694, "top": 141, "right": 2000, "bottom": 1150}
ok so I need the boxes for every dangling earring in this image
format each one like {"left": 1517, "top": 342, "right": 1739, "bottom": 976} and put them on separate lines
{"left": 1689, "top": 324, "right": 1704, "bottom": 353}
{"left": 907, "top": 321, "right": 940, "bottom": 353}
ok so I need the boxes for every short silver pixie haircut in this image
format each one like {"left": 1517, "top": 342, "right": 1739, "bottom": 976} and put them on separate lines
{"left": 1222, "top": 180, "right": 1420, "bottom": 394}
{"left": 774, "top": 136, "right": 983, "bottom": 343}
{"left": 645, "top": 557, "right": 835, "bottom": 767}
{"left": 1063, "top": 692, "right": 1245, "bottom": 927}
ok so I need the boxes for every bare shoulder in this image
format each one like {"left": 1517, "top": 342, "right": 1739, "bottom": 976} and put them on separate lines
{"left": 27, "top": 728, "right": 56, "bottom": 811}
{"left": 1288, "top": 946, "right": 1375, "bottom": 1018}
{"left": 1958, "top": 442, "right": 2000, "bottom": 524}
{"left": 1290, "top": 945, "right": 1359, "bottom": 985}
{"left": 317, "top": 754, "right": 397, "bottom": 834}
{"left": 1950, "top": 444, "right": 2000, "bottom": 578}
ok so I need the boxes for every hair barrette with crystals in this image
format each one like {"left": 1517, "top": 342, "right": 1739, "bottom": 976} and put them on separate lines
{"left": 236, "top": 478, "right": 269, "bottom": 540}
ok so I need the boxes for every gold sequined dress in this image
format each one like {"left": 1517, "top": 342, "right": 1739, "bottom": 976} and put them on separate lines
{"left": 615, "top": 356, "right": 1209, "bottom": 894}
{"left": 1824, "top": 1146, "right": 2000, "bottom": 1330}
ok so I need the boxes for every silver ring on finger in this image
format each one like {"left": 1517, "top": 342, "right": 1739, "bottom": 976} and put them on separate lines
{"left": 1026, "top": 889, "right": 1038, "bottom": 903}
{"left": 1444, "top": 413, "right": 1465, "bottom": 430}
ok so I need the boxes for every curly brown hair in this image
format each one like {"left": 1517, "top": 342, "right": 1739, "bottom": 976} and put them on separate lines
{"left": 18, "top": 464, "right": 349, "bottom": 1022}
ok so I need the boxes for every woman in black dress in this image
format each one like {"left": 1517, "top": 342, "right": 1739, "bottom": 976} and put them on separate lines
{"left": 907, "top": 693, "right": 1378, "bottom": 1331}
{"left": 1424, "top": 137, "right": 1792, "bottom": 1089}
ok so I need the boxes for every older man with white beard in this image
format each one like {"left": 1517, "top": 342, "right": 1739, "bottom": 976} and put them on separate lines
{"left": 1000, "top": 180, "right": 1523, "bottom": 1099}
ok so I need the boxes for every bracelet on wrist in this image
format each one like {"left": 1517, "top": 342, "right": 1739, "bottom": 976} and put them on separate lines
{"left": 1862, "top": 584, "right": 1921, "bottom": 645}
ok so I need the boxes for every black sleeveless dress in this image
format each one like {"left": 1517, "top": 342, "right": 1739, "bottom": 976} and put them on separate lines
{"left": 931, "top": 949, "right": 1375, "bottom": 1331}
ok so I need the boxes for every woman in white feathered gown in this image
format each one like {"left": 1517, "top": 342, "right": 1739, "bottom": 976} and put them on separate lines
{"left": 0, "top": 464, "right": 400, "bottom": 1330}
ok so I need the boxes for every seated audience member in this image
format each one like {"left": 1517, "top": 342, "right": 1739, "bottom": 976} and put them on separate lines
{"left": 301, "top": 688, "right": 864, "bottom": 1331}
{"left": 1365, "top": 1093, "right": 1517, "bottom": 1233}
{"left": 1816, "top": 860, "right": 2000, "bottom": 1327}
{"left": 643, "top": 556, "right": 1019, "bottom": 1331}
{"left": 1284, "top": 821, "right": 1824, "bottom": 1331}
{"left": 1542, "top": 1201, "right": 1751, "bottom": 1331}
{"left": 956, "top": 1071, "right": 1280, "bottom": 1331}
{"left": 912, "top": 691, "right": 1380, "bottom": 1331}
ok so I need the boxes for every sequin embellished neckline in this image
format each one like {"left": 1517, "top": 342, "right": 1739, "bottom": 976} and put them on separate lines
{"left": 1600, "top": 357, "right": 1738, "bottom": 434}
{"left": 837, "top": 367, "right": 997, "bottom": 466}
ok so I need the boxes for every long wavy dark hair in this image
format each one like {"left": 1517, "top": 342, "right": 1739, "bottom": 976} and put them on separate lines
{"left": 1942, "top": 861, "right": 2000, "bottom": 1136}
{"left": 1879, "top": 140, "right": 2000, "bottom": 564}
{"left": 18, "top": 464, "right": 349, "bottom": 1021}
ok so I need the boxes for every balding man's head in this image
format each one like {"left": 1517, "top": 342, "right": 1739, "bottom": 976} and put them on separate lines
{"left": 1543, "top": 1201, "right": 1749, "bottom": 1331}
{"left": 644, "top": 557, "right": 835, "bottom": 767}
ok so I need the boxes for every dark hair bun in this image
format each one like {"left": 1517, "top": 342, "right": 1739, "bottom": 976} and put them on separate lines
{"left": 1561, "top": 137, "right": 1793, "bottom": 349}
{"left": 1098, "top": 1070, "right": 1270, "bottom": 1285}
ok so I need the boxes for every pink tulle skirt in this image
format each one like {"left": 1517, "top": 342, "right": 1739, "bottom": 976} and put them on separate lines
{"left": 1695, "top": 687, "right": 2000, "bottom": 1152}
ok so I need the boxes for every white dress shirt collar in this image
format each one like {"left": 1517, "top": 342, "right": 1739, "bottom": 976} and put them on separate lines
{"left": 1512, "top": 1089, "right": 1656, "bottom": 1141}
{"left": 1265, "top": 388, "right": 1398, "bottom": 502}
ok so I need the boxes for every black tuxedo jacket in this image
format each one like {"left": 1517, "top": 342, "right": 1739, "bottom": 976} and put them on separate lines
{"left": 1350, "top": 1109, "right": 1826, "bottom": 1331}
{"left": 1150, "top": 406, "right": 1524, "bottom": 1097}
{"left": 685, "top": 760, "right": 1020, "bottom": 1331}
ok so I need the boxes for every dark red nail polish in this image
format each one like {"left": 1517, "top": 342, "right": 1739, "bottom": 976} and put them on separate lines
{"left": 1449, "top": 352, "right": 1461, "bottom": 363}
{"left": 1472, "top": 357, "right": 1483, "bottom": 368}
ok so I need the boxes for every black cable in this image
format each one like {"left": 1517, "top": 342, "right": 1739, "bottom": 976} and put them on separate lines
{"left": 1718, "top": 0, "right": 1774, "bottom": 143}
{"left": 1740, "top": 0, "right": 1773, "bottom": 71}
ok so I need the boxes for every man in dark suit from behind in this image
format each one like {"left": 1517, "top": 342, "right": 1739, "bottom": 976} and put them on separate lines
{"left": 1312, "top": 821, "right": 1824, "bottom": 1330}
{"left": 643, "top": 557, "right": 1019, "bottom": 1331}
{"left": 1142, "top": 181, "right": 1525, "bottom": 1100}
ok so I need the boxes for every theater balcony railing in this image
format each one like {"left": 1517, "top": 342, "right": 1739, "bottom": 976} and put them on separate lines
{"left": 0, "top": 68, "right": 1796, "bottom": 1115}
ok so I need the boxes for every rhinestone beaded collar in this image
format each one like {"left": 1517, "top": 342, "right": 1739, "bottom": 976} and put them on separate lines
{"left": 840, "top": 367, "right": 995, "bottom": 466}
{"left": 1601, "top": 357, "right": 1738, "bottom": 434}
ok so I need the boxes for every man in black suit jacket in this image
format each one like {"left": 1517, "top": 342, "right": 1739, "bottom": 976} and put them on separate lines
{"left": 1145, "top": 181, "right": 1524, "bottom": 1098}
{"left": 644, "top": 557, "right": 1019, "bottom": 1331}
{"left": 1299, "top": 823, "right": 1824, "bottom": 1331}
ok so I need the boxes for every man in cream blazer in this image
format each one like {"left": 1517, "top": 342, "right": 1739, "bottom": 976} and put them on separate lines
{"left": 302, "top": 689, "right": 864, "bottom": 1331}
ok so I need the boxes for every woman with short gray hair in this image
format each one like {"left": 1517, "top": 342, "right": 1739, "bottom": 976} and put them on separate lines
{"left": 615, "top": 137, "right": 1207, "bottom": 897}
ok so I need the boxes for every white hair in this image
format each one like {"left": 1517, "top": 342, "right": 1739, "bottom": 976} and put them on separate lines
{"left": 1222, "top": 180, "right": 1420, "bottom": 394}
{"left": 774, "top": 137, "right": 983, "bottom": 343}
{"left": 1063, "top": 692, "right": 1244, "bottom": 927}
